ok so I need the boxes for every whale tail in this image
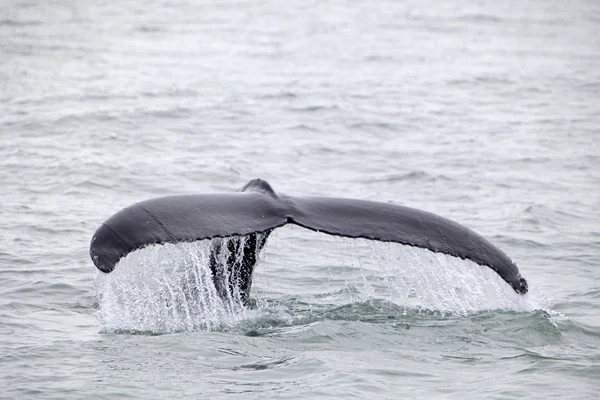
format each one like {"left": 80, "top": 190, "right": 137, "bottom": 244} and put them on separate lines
{"left": 90, "top": 179, "right": 528, "bottom": 298}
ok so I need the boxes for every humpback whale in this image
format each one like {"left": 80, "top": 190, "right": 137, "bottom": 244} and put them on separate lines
{"left": 90, "top": 179, "right": 528, "bottom": 300}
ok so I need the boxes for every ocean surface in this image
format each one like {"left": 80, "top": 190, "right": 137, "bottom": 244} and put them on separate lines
{"left": 1, "top": 0, "right": 599, "bottom": 398}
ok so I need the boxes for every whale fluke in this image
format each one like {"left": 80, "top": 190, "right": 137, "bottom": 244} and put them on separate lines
{"left": 90, "top": 179, "right": 528, "bottom": 296}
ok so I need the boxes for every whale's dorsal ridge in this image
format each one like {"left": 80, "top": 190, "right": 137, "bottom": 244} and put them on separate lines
{"left": 239, "top": 178, "right": 278, "bottom": 198}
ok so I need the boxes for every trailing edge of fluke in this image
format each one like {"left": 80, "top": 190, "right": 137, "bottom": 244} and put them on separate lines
{"left": 90, "top": 179, "right": 528, "bottom": 295}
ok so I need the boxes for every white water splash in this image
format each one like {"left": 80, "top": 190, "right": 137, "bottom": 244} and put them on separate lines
{"left": 330, "top": 238, "right": 539, "bottom": 314}
{"left": 259, "top": 226, "right": 541, "bottom": 315}
{"left": 94, "top": 228, "right": 540, "bottom": 334}
{"left": 94, "top": 237, "right": 263, "bottom": 334}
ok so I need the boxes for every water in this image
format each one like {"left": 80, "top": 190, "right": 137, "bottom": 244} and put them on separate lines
{"left": 1, "top": 0, "right": 599, "bottom": 398}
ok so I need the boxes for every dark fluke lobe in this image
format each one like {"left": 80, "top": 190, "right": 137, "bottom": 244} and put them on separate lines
{"left": 90, "top": 179, "right": 528, "bottom": 295}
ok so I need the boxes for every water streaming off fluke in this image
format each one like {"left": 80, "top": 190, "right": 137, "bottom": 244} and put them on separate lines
{"left": 94, "top": 230, "right": 537, "bottom": 334}
{"left": 94, "top": 236, "right": 265, "bottom": 334}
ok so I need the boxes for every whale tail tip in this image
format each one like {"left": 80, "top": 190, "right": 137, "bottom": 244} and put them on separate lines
{"left": 518, "top": 277, "right": 528, "bottom": 294}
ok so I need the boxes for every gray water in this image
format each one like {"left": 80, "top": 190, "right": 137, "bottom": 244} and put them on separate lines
{"left": 1, "top": 0, "right": 600, "bottom": 398}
